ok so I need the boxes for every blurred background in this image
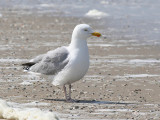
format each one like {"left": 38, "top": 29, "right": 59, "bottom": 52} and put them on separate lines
{"left": 0, "top": 0, "right": 160, "bottom": 44}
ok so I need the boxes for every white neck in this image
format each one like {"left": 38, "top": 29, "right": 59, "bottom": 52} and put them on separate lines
{"left": 69, "top": 36, "right": 88, "bottom": 50}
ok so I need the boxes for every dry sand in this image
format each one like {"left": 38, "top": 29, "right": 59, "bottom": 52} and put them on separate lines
{"left": 0, "top": 10, "right": 160, "bottom": 120}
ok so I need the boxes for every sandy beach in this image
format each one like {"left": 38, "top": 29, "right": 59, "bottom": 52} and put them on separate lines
{"left": 0, "top": 1, "right": 160, "bottom": 119}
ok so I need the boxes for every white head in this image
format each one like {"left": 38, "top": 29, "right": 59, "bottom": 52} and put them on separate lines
{"left": 72, "top": 24, "right": 101, "bottom": 40}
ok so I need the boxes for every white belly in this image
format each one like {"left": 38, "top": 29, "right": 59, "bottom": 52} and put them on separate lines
{"left": 52, "top": 47, "right": 89, "bottom": 86}
{"left": 68, "top": 49, "right": 89, "bottom": 82}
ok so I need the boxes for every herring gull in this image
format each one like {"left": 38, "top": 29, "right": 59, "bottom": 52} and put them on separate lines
{"left": 22, "top": 24, "right": 101, "bottom": 102}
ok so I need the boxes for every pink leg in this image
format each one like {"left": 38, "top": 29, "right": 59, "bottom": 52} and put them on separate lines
{"left": 63, "top": 84, "right": 75, "bottom": 102}
{"left": 67, "top": 84, "right": 75, "bottom": 102}
{"left": 63, "top": 85, "right": 68, "bottom": 101}
{"left": 68, "top": 84, "right": 72, "bottom": 100}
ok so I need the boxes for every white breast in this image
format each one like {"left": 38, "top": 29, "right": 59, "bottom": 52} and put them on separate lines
{"left": 52, "top": 43, "right": 89, "bottom": 86}
{"left": 69, "top": 46, "right": 89, "bottom": 81}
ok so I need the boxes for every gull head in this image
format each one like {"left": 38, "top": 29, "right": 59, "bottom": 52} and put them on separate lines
{"left": 72, "top": 24, "right": 101, "bottom": 40}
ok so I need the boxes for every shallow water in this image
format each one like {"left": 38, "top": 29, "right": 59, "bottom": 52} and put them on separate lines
{"left": 0, "top": 0, "right": 160, "bottom": 44}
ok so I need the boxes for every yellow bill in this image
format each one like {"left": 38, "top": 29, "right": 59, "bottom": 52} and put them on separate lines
{"left": 92, "top": 32, "right": 101, "bottom": 37}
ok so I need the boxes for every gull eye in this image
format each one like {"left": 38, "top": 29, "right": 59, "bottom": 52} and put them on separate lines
{"left": 84, "top": 29, "right": 88, "bottom": 31}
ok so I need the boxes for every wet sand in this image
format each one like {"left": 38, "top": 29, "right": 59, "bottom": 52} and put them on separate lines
{"left": 0, "top": 10, "right": 160, "bottom": 120}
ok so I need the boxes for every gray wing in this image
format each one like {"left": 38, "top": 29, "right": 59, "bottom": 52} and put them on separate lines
{"left": 30, "top": 47, "right": 69, "bottom": 75}
{"left": 22, "top": 54, "right": 45, "bottom": 70}
{"left": 30, "top": 54, "right": 45, "bottom": 63}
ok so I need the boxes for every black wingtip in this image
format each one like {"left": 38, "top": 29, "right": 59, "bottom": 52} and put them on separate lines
{"left": 21, "top": 62, "right": 35, "bottom": 66}
{"left": 21, "top": 62, "right": 36, "bottom": 70}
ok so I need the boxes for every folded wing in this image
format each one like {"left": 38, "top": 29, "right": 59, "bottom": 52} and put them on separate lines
{"left": 22, "top": 47, "right": 69, "bottom": 75}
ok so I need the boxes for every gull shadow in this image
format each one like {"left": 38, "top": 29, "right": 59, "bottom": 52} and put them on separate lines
{"left": 44, "top": 98, "right": 136, "bottom": 105}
